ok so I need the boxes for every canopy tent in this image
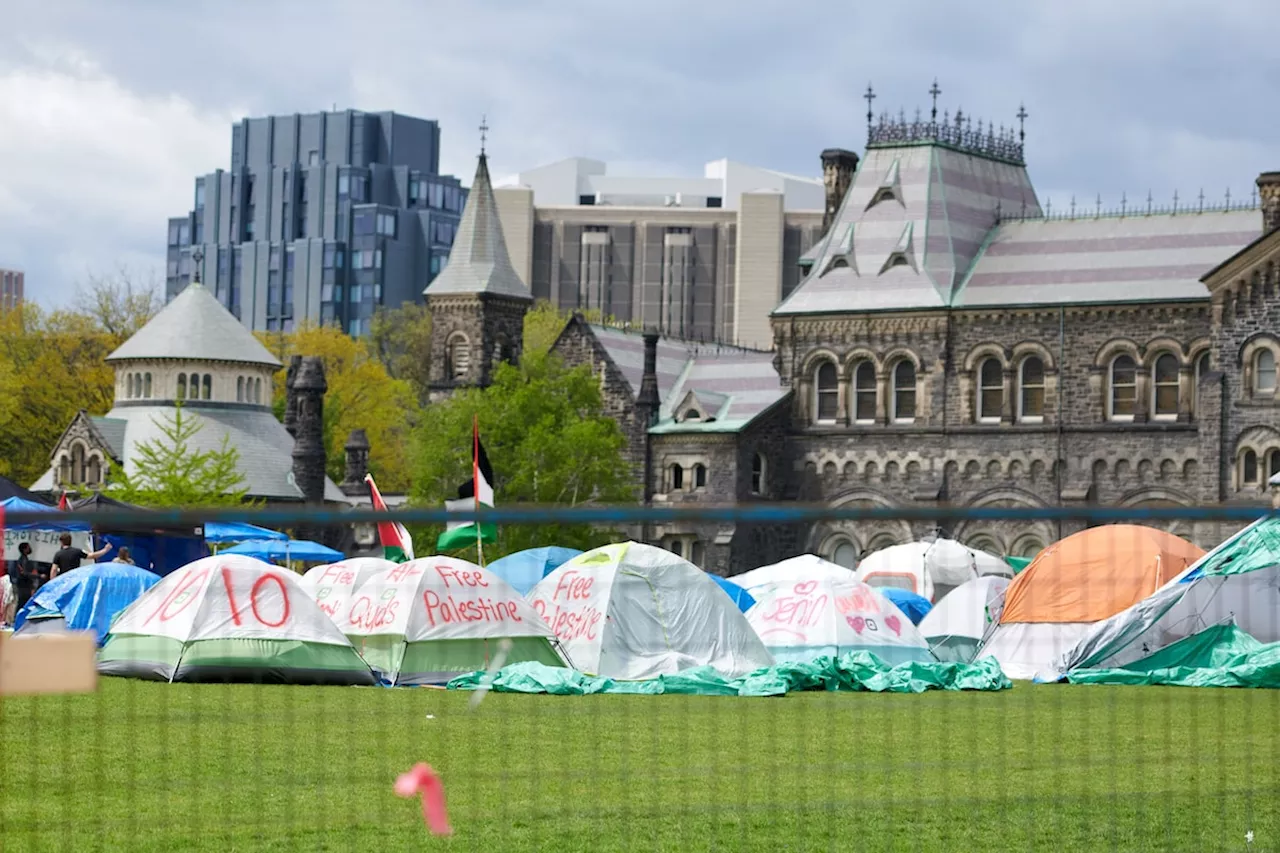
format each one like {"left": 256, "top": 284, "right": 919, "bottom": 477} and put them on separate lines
{"left": 918, "top": 575, "right": 1010, "bottom": 663}
{"left": 485, "top": 546, "right": 583, "bottom": 595}
{"left": 1049, "top": 517, "right": 1280, "bottom": 678}
{"left": 222, "top": 538, "right": 344, "bottom": 563}
{"left": 14, "top": 562, "right": 160, "bottom": 645}
{"left": 72, "top": 493, "right": 207, "bottom": 575}
{"left": 203, "top": 522, "right": 288, "bottom": 544}
{"left": 1, "top": 496, "right": 92, "bottom": 531}
{"left": 978, "top": 524, "right": 1204, "bottom": 679}
{"left": 879, "top": 587, "right": 933, "bottom": 625}
{"left": 731, "top": 554, "right": 855, "bottom": 598}
{"left": 709, "top": 574, "right": 755, "bottom": 613}
{"left": 343, "top": 557, "right": 566, "bottom": 685}
{"left": 530, "top": 542, "right": 775, "bottom": 680}
{"left": 746, "top": 575, "right": 934, "bottom": 666}
{"left": 0, "top": 475, "right": 51, "bottom": 503}
{"left": 297, "top": 558, "right": 396, "bottom": 622}
{"left": 98, "top": 555, "right": 375, "bottom": 685}
{"left": 854, "top": 539, "right": 1012, "bottom": 602}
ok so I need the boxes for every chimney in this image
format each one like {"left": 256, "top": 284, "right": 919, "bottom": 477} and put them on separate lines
{"left": 1259, "top": 172, "right": 1280, "bottom": 234}
{"left": 283, "top": 355, "right": 302, "bottom": 437}
{"left": 636, "top": 330, "right": 661, "bottom": 424}
{"left": 340, "top": 428, "right": 371, "bottom": 496}
{"left": 290, "top": 356, "right": 328, "bottom": 508}
{"left": 820, "top": 148, "right": 860, "bottom": 237}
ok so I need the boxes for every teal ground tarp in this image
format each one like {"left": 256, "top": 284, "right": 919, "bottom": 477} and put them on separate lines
{"left": 1067, "top": 624, "right": 1280, "bottom": 688}
{"left": 447, "top": 652, "right": 1011, "bottom": 697}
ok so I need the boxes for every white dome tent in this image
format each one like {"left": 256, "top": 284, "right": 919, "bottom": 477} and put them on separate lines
{"left": 529, "top": 542, "right": 774, "bottom": 680}
{"left": 730, "top": 554, "right": 856, "bottom": 599}
{"left": 854, "top": 539, "right": 1012, "bottom": 602}
{"left": 297, "top": 557, "right": 396, "bottom": 623}
{"left": 917, "top": 575, "right": 1011, "bottom": 662}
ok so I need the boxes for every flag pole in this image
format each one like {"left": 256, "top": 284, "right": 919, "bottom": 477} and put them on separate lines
{"left": 473, "top": 413, "right": 485, "bottom": 568}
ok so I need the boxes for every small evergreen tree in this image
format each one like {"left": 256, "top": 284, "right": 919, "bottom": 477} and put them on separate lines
{"left": 110, "top": 404, "right": 251, "bottom": 507}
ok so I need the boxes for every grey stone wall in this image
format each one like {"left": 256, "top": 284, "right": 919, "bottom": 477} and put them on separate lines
{"left": 426, "top": 293, "right": 528, "bottom": 401}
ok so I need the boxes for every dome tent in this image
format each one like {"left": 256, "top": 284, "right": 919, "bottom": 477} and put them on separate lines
{"left": 485, "top": 546, "right": 583, "bottom": 595}
{"left": 730, "top": 554, "right": 855, "bottom": 599}
{"left": 977, "top": 525, "right": 1204, "bottom": 679}
{"left": 297, "top": 557, "right": 396, "bottom": 622}
{"left": 530, "top": 542, "right": 775, "bottom": 680}
{"left": 917, "top": 575, "right": 1010, "bottom": 663}
{"left": 14, "top": 562, "right": 160, "bottom": 645}
{"left": 98, "top": 555, "right": 375, "bottom": 685}
{"left": 343, "top": 557, "right": 566, "bottom": 686}
{"left": 746, "top": 575, "right": 934, "bottom": 666}
{"left": 854, "top": 539, "right": 1012, "bottom": 602}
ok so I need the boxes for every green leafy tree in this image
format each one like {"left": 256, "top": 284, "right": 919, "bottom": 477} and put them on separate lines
{"left": 370, "top": 302, "right": 434, "bottom": 405}
{"left": 411, "top": 350, "right": 635, "bottom": 559}
{"left": 110, "top": 405, "right": 251, "bottom": 507}
{"left": 522, "top": 300, "right": 618, "bottom": 355}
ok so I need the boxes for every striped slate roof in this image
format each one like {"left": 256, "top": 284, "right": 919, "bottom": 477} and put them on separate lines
{"left": 587, "top": 324, "right": 786, "bottom": 433}
{"left": 955, "top": 209, "right": 1261, "bottom": 307}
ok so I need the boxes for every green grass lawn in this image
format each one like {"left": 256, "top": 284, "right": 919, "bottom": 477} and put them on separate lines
{"left": 1, "top": 678, "right": 1278, "bottom": 852}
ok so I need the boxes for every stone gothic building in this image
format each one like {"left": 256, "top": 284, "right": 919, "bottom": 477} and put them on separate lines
{"left": 430, "top": 124, "right": 1280, "bottom": 577}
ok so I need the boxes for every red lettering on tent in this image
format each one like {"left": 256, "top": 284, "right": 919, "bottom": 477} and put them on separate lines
{"left": 423, "top": 590, "right": 524, "bottom": 627}
{"left": 221, "top": 566, "right": 245, "bottom": 626}
{"left": 551, "top": 570, "right": 593, "bottom": 601}
{"left": 250, "top": 574, "right": 291, "bottom": 628}
{"left": 534, "top": 598, "right": 602, "bottom": 641}
{"left": 317, "top": 565, "right": 353, "bottom": 585}
{"left": 760, "top": 593, "right": 827, "bottom": 628}
{"left": 434, "top": 564, "right": 489, "bottom": 589}
{"left": 146, "top": 566, "right": 211, "bottom": 625}
{"left": 386, "top": 564, "right": 423, "bottom": 583}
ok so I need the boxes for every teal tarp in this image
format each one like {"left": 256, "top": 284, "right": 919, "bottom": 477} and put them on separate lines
{"left": 447, "top": 652, "right": 1012, "bottom": 697}
{"left": 1067, "top": 624, "right": 1280, "bottom": 688}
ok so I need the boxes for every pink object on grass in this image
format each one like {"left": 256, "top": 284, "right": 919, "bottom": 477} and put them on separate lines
{"left": 395, "top": 763, "right": 453, "bottom": 835}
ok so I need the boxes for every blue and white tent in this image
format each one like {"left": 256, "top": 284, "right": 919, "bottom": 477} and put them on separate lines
{"left": 15, "top": 562, "right": 160, "bottom": 645}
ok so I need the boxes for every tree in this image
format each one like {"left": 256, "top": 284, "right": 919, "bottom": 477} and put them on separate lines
{"left": 110, "top": 404, "right": 250, "bottom": 507}
{"left": 410, "top": 350, "right": 636, "bottom": 560}
{"left": 256, "top": 322, "right": 420, "bottom": 492}
{"left": 522, "top": 300, "right": 617, "bottom": 355}
{"left": 370, "top": 302, "right": 433, "bottom": 404}
{"left": 73, "top": 267, "right": 162, "bottom": 348}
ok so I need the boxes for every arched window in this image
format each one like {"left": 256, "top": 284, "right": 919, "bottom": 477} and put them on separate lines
{"left": 135, "top": 373, "right": 142, "bottom": 397}
{"left": 690, "top": 540, "right": 705, "bottom": 566}
{"left": 1268, "top": 449, "right": 1280, "bottom": 480}
{"left": 1013, "top": 537, "right": 1045, "bottom": 559}
{"left": 58, "top": 455, "right": 71, "bottom": 486}
{"left": 966, "top": 535, "right": 1001, "bottom": 556}
{"left": 447, "top": 334, "right": 471, "bottom": 381}
{"left": 1152, "top": 353, "right": 1180, "bottom": 418}
{"left": 977, "top": 357, "right": 1003, "bottom": 422}
{"left": 1255, "top": 350, "right": 1276, "bottom": 395}
{"left": 1109, "top": 355, "right": 1137, "bottom": 420}
{"left": 126, "top": 374, "right": 135, "bottom": 399}
{"left": 693, "top": 463, "right": 707, "bottom": 488}
{"left": 1242, "top": 449, "right": 1259, "bottom": 485}
{"left": 254, "top": 378, "right": 262, "bottom": 404}
{"left": 236, "top": 377, "right": 245, "bottom": 402}
{"left": 144, "top": 373, "right": 152, "bottom": 398}
{"left": 71, "top": 444, "right": 86, "bottom": 484}
{"left": 202, "top": 374, "right": 212, "bottom": 400}
{"left": 86, "top": 456, "right": 101, "bottom": 486}
{"left": 1194, "top": 352, "right": 1209, "bottom": 416}
{"left": 176, "top": 373, "right": 187, "bottom": 400}
{"left": 814, "top": 361, "right": 838, "bottom": 422}
{"left": 852, "top": 362, "right": 876, "bottom": 423}
{"left": 1019, "top": 357, "right": 1045, "bottom": 421}
{"left": 890, "top": 361, "right": 916, "bottom": 422}
{"left": 751, "top": 453, "right": 766, "bottom": 495}
{"left": 670, "top": 464, "right": 684, "bottom": 491}
{"left": 831, "top": 540, "right": 858, "bottom": 569}
{"left": 667, "top": 539, "right": 684, "bottom": 558}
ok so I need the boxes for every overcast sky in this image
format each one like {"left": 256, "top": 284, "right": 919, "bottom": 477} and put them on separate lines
{"left": 2, "top": 0, "right": 1276, "bottom": 308}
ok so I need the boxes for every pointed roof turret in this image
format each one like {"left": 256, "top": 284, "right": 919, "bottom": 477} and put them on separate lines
{"left": 424, "top": 152, "right": 532, "bottom": 301}
{"left": 106, "top": 281, "right": 282, "bottom": 368}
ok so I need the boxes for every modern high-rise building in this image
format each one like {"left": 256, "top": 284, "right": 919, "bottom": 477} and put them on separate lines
{"left": 0, "top": 268, "right": 23, "bottom": 310}
{"left": 492, "top": 157, "right": 827, "bottom": 348}
{"left": 165, "top": 110, "right": 467, "bottom": 335}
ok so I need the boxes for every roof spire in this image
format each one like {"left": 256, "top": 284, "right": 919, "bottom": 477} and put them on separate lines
{"left": 864, "top": 83, "right": 876, "bottom": 134}
{"left": 191, "top": 246, "right": 204, "bottom": 286}
{"left": 929, "top": 78, "right": 941, "bottom": 121}
{"left": 478, "top": 114, "right": 489, "bottom": 157}
{"left": 1016, "top": 103, "right": 1028, "bottom": 144}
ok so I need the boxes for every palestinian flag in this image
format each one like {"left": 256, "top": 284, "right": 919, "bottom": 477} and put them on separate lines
{"left": 436, "top": 417, "right": 497, "bottom": 552}
{"left": 366, "top": 474, "right": 413, "bottom": 563}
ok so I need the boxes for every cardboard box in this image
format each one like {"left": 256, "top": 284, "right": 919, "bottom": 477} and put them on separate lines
{"left": 0, "top": 631, "right": 98, "bottom": 696}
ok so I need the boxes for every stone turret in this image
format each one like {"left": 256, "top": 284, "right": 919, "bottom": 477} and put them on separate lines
{"left": 1259, "top": 172, "right": 1280, "bottom": 235}
{"left": 290, "top": 356, "right": 328, "bottom": 506}
{"left": 820, "top": 148, "right": 860, "bottom": 237}
{"left": 283, "top": 355, "right": 302, "bottom": 437}
{"left": 340, "top": 428, "right": 370, "bottom": 497}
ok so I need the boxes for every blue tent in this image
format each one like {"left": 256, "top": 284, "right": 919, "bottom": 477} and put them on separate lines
{"left": 486, "top": 547, "right": 583, "bottom": 595}
{"left": 222, "top": 538, "right": 343, "bottom": 563}
{"left": 709, "top": 574, "right": 756, "bottom": 613}
{"left": 14, "top": 562, "right": 160, "bottom": 645}
{"left": 204, "top": 521, "right": 288, "bottom": 543}
{"left": 880, "top": 587, "right": 933, "bottom": 625}
{"left": 1, "top": 496, "right": 92, "bottom": 531}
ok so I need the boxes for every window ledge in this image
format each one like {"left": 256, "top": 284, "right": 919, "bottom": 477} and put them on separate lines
{"left": 1018, "top": 416, "right": 1045, "bottom": 424}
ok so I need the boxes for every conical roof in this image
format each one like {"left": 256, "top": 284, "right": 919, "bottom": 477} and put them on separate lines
{"left": 423, "top": 153, "right": 532, "bottom": 301}
{"left": 107, "top": 282, "right": 282, "bottom": 367}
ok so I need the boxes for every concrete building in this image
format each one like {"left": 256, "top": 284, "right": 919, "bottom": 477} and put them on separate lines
{"left": 165, "top": 110, "right": 467, "bottom": 335}
{"left": 0, "top": 268, "right": 24, "bottom": 310}
{"left": 492, "top": 157, "right": 827, "bottom": 349}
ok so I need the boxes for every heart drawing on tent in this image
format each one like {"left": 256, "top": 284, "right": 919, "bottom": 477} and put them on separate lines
{"left": 884, "top": 614, "right": 902, "bottom": 636}
{"left": 846, "top": 615, "right": 865, "bottom": 634}
{"left": 793, "top": 580, "right": 819, "bottom": 596}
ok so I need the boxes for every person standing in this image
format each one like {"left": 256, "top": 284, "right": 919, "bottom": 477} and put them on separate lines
{"left": 112, "top": 546, "right": 135, "bottom": 565}
{"left": 12, "top": 542, "right": 36, "bottom": 614}
{"left": 50, "top": 533, "right": 112, "bottom": 579}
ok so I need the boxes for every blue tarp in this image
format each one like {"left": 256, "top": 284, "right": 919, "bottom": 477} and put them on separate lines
{"left": 880, "top": 587, "right": 933, "bottom": 625}
{"left": 14, "top": 562, "right": 160, "bottom": 645}
{"left": 486, "top": 546, "right": 583, "bottom": 595}
{"left": 710, "top": 574, "right": 756, "bottom": 613}
{"left": 222, "top": 538, "right": 343, "bottom": 563}
{"left": 204, "top": 522, "right": 288, "bottom": 543}
{"left": 99, "top": 532, "right": 208, "bottom": 577}
{"left": 1, "top": 497, "right": 92, "bottom": 531}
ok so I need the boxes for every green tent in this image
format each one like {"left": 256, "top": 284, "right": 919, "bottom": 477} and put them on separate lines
{"left": 1067, "top": 623, "right": 1280, "bottom": 688}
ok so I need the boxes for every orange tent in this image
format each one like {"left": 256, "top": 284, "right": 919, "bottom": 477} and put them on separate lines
{"left": 1000, "top": 525, "right": 1205, "bottom": 625}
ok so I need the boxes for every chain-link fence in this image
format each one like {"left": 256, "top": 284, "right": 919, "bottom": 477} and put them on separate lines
{"left": 1, "top": 503, "right": 1277, "bottom": 852}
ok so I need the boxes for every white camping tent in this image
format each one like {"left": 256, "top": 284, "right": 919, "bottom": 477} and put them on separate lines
{"left": 917, "top": 575, "right": 1010, "bottom": 662}
{"left": 730, "top": 554, "right": 855, "bottom": 599}
{"left": 298, "top": 558, "right": 396, "bottom": 623}
{"left": 746, "top": 575, "right": 934, "bottom": 665}
{"left": 854, "top": 539, "right": 1011, "bottom": 602}
{"left": 529, "top": 542, "right": 775, "bottom": 680}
